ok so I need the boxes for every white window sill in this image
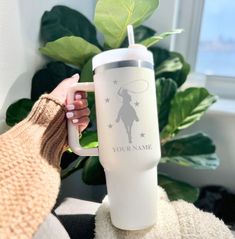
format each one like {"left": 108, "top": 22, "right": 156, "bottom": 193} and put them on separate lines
{"left": 210, "top": 98, "right": 235, "bottom": 115}
{"left": 182, "top": 72, "right": 235, "bottom": 115}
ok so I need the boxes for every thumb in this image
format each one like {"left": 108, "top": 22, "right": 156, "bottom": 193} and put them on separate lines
{"left": 65, "top": 73, "right": 80, "bottom": 85}
{"left": 49, "top": 73, "right": 80, "bottom": 104}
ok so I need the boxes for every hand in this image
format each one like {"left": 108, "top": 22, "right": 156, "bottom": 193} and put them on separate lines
{"left": 50, "top": 73, "right": 90, "bottom": 133}
{"left": 49, "top": 73, "right": 80, "bottom": 104}
{"left": 66, "top": 74, "right": 90, "bottom": 133}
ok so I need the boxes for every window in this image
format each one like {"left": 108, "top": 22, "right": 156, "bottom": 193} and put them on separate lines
{"left": 172, "top": 0, "right": 235, "bottom": 99}
{"left": 196, "top": 0, "right": 235, "bottom": 77}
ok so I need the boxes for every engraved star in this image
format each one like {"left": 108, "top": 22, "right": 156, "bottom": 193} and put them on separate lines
{"left": 105, "top": 98, "right": 110, "bottom": 103}
{"left": 140, "top": 133, "right": 145, "bottom": 137}
{"left": 113, "top": 80, "right": 118, "bottom": 85}
{"left": 108, "top": 124, "right": 113, "bottom": 128}
{"left": 134, "top": 101, "right": 140, "bottom": 107}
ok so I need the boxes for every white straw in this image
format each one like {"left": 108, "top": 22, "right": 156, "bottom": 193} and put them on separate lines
{"left": 127, "top": 25, "right": 135, "bottom": 46}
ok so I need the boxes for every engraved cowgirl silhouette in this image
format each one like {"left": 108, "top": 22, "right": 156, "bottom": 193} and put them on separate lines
{"left": 116, "top": 88, "right": 139, "bottom": 143}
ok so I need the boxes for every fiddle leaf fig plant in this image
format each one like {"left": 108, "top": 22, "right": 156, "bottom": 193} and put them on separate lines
{"left": 94, "top": 0, "right": 159, "bottom": 49}
{"left": 5, "top": 1, "right": 220, "bottom": 203}
{"left": 140, "top": 29, "right": 183, "bottom": 48}
{"left": 161, "top": 132, "right": 219, "bottom": 169}
{"left": 40, "top": 5, "right": 100, "bottom": 46}
{"left": 40, "top": 36, "right": 101, "bottom": 68}
{"left": 161, "top": 88, "right": 217, "bottom": 140}
{"left": 158, "top": 173, "right": 199, "bottom": 203}
{"left": 6, "top": 99, "right": 34, "bottom": 126}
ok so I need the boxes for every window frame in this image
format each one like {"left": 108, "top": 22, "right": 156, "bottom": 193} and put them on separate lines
{"left": 172, "top": 0, "right": 235, "bottom": 100}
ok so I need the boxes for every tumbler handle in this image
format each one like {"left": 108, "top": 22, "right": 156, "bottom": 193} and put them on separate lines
{"left": 67, "top": 82, "right": 99, "bottom": 156}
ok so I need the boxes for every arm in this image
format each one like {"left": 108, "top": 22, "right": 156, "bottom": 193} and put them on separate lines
{"left": 0, "top": 94, "right": 65, "bottom": 238}
{"left": 0, "top": 74, "right": 89, "bottom": 239}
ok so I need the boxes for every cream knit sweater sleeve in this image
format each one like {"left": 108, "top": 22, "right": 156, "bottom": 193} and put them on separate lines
{"left": 0, "top": 94, "right": 67, "bottom": 239}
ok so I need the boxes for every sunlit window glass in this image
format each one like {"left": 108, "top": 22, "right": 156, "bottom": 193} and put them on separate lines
{"left": 196, "top": 0, "right": 235, "bottom": 77}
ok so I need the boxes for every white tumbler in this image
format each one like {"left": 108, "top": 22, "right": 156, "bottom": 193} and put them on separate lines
{"left": 67, "top": 26, "right": 161, "bottom": 230}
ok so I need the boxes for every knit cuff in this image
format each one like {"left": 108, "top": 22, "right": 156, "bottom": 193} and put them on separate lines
{"left": 6, "top": 94, "right": 68, "bottom": 167}
{"left": 28, "top": 94, "right": 66, "bottom": 126}
{"left": 17, "top": 94, "right": 68, "bottom": 167}
{"left": 31, "top": 95, "right": 68, "bottom": 167}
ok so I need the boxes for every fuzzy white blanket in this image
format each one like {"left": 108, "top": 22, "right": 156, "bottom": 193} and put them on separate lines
{"left": 95, "top": 186, "right": 234, "bottom": 239}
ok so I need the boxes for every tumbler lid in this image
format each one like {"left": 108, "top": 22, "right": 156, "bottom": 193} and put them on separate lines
{"left": 92, "top": 25, "right": 153, "bottom": 71}
{"left": 92, "top": 47, "right": 153, "bottom": 71}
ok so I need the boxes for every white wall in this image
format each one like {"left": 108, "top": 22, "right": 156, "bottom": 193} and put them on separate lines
{"left": 0, "top": 0, "right": 96, "bottom": 133}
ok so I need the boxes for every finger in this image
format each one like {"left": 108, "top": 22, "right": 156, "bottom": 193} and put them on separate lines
{"left": 72, "top": 117, "right": 90, "bottom": 133}
{"left": 66, "top": 74, "right": 86, "bottom": 99}
{"left": 66, "top": 99, "right": 88, "bottom": 111}
{"left": 74, "top": 99, "right": 88, "bottom": 109}
{"left": 79, "top": 124, "right": 89, "bottom": 133}
{"left": 75, "top": 91, "right": 87, "bottom": 100}
{"left": 72, "top": 116, "right": 90, "bottom": 125}
{"left": 66, "top": 108, "right": 90, "bottom": 120}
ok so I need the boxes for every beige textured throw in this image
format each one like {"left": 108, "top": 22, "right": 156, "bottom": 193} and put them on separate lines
{"left": 0, "top": 95, "right": 66, "bottom": 239}
{"left": 95, "top": 186, "right": 234, "bottom": 239}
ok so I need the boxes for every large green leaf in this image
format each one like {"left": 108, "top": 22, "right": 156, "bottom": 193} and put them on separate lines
{"left": 80, "top": 59, "right": 97, "bottom": 123}
{"left": 158, "top": 173, "right": 199, "bottom": 202}
{"left": 61, "top": 156, "right": 89, "bottom": 179}
{"left": 6, "top": 99, "right": 34, "bottom": 126}
{"left": 31, "top": 62, "right": 79, "bottom": 101}
{"left": 40, "top": 36, "right": 101, "bottom": 68}
{"left": 61, "top": 131, "right": 99, "bottom": 179}
{"left": 94, "top": 0, "right": 159, "bottom": 48}
{"left": 140, "top": 29, "right": 183, "bottom": 48}
{"left": 89, "top": 104, "right": 97, "bottom": 123}
{"left": 60, "top": 150, "right": 80, "bottom": 169}
{"left": 155, "top": 57, "right": 183, "bottom": 76}
{"left": 161, "top": 132, "right": 219, "bottom": 169}
{"left": 171, "top": 52, "right": 191, "bottom": 87}
{"left": 149, "top": 46, "right": 171, "bottom": 67}
{"left": 80, "top": 58, "right": 93, "bottom": 83}
{"left": 158, "top": 51, "right": 190, "bottom": 87}
{"left": 80, "top": 131, "right": 98, "bottom": 148}
{"left": 40, "top": 5, "right": 100, "bottom": 47}
{"left": 161, "top": 154, "right": 219, "bottom": 169}
{"left": 161, "top": 88, "right": 217, "bottom": 139}
{"left": 151, "top": 47, "right": 190, "bottom": 87}
{"left": 122, "top": 25, "right": 156, "bottom": 47}
{"left": 85, "top": 92, "right": 96, "bottom": 122}
{"left": 82, "top": 156, "right": 106, "bottom": 185}
{"left": 156, "top": 78, "right": 177, "bottom": 131}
